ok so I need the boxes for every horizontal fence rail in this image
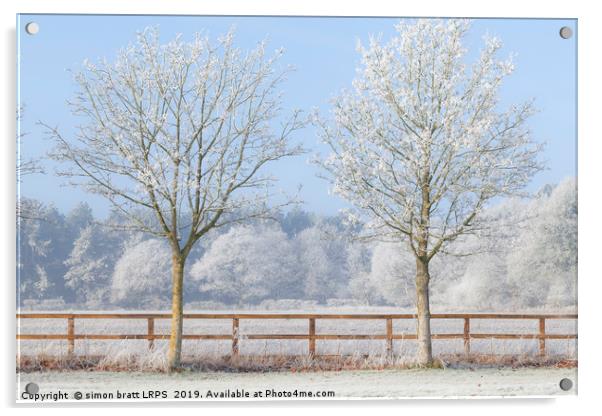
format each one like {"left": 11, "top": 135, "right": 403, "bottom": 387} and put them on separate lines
{"left": 16, "top": 313, "right": 578, "bottom": 357}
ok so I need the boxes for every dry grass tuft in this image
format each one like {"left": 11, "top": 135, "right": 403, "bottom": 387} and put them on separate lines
{"left": 438, "top": 353, "right": 577, "bottom": 369}
{"left": 17, "top": 351, "right": 576, "bottom": 373}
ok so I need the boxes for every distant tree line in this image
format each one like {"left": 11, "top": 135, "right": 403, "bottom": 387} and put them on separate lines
{"left": 17, "top": 178, "right": 576, "bottom": 311}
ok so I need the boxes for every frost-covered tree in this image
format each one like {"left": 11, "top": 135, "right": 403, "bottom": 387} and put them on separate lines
{"left": 443, "top": 179, "right": 577, "bottom": 311}
{"left": 445, "top": 253, "right": 510, "bottom": 310}
{"left": 279, "top": 209, "right": 316, "bottom": 238}
{"left": 356, "top": 242, "right": 415, "bottom": 306}
{"left": 65, "top": 202, "right": 94, "bottom": 234}
{"left": 17, "top": 201, "right": 72, "bottom": 303}
{"left": 347, "top": 242, "right": 376, "bottom": 304}
{"left": 191, "top": 225, "right": 300, "bottom": 305}
{"left": 112, "top": 238, "right": 172, "bottom": 307}
{"left": 296, "top": 223, "right": 349, "bottom": 302}
{"left": 507, "top": 178, "right": 577, "bottom": 308}
{"left": 45, "top": 28, "right": 303, "bottom": 369}
{"left": 64, "top": 224, "right": 118, "bottom": 306}
{"left": 350, "top": 241, "right": 458, "bottom": 308}
{"left": 439, "top": 195, "right": 529, "bottom": 310}
{"left": 315, "top": 19, "right": 543, "bottom": 365}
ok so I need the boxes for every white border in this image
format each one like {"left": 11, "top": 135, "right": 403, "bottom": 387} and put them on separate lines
{"left": 3, "top": 0, "right": 600, "bottom": 414}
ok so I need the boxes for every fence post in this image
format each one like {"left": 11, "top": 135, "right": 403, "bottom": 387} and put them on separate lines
{"left": 539, "top": 318, "right": 546, "bottom": 356}
{"left": 232, "top": 318, "right": 239, "bottom": 357}
{"left": 67, "top": 317, "right": 75, "bottom": 355}
{"left": 386, "top": 318, "right": 393, "bottom": 358}
{"left": 147, "top": 318, "right": 155, "bottom": 350}
{"left": 309, "top": 318, "right": 316, "bottom": 357}
{"left": 463, "top": 318, "right": 471, "bottom": 356}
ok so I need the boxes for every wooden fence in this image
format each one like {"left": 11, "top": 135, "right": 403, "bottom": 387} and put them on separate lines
{"left": 16, "top": 313, "right": 577, "bottom": 357}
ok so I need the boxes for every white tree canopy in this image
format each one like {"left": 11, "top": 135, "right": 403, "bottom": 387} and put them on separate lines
{"left": 507, "top": 177, "right": 577, "bottom": 308}
{"left": 64, "top": 224, "right": 115, "bottom": 306}
{"left": 111, "top": 238, "right": 172, "bottom": 305}
{"left": 46, "top": 27, "right": 304, "bottom": 255}
{"left": 190, "top": 224, "right": 299, "bottom": 305}
{"left": 315, "top": 19, "right": 543, "bottom": 260}
{"left": 296, "top": 223, "right": 349, "bottom": 301}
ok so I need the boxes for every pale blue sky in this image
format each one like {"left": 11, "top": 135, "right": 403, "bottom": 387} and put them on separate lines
{"left": 17, "top": 15, "right": 577, "bottom": 217}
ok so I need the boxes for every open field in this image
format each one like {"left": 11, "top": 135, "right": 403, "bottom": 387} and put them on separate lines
{"left": 17, "top": 367, "right": 577, "bottom": 400}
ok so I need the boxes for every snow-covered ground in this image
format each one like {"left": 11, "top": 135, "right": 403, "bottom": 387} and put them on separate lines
{"left": 16, "top": 367, "right": 577, "bottom": 401}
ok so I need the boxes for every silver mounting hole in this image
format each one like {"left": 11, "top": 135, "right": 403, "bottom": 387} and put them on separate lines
{"left": 25, "top": 382, "right": 39, "bottom": 394}
{"left": 559, "top": 26, "right": 573, "bottom": 39}
{"left": 25, "top": 22, "right": 39, "bottom": 35}
{"left": 559, "top": 378, "right": 573, "bottom": 391}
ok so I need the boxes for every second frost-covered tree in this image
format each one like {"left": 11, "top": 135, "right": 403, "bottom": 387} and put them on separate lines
{"left": 315, "top": 19, "right": 543, "bottom": 365}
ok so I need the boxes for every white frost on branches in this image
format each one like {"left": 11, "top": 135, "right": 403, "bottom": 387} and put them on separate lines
{"left": 111, "top": 238, "right": 172, "bottom": 305}
{"left": 507, "top": 177, "right": 577, "bottom": 308}
{"left": 64, "top": 225, "right": 114, "bottom": 306}
{"left": 295, "top": 223, "right": 349, "bottom": 301}
{"left": 315, "top": 19, "right": 543, "bottom": 259}
{"left": 190, "top": 225, "right": 299, "bottom": 305}
{"left": 46, "top": 26, "right": 304, "bottom": 256}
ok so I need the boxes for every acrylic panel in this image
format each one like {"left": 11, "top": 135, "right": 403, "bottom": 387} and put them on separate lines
{"left": 16, "top": 14, "right": 577, "bottom": 401}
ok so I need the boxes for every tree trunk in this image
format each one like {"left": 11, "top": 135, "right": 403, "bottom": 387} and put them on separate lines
{"left": 167, "top": 253, "right": 185, "bottom": 371}
{"left": 415, "top": 257, "right": 433, "bottom": 366}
